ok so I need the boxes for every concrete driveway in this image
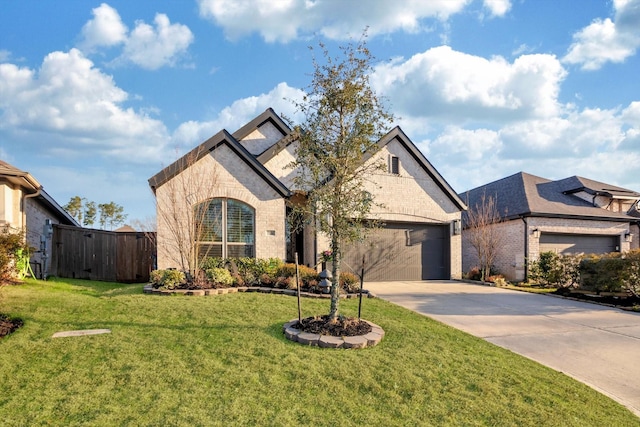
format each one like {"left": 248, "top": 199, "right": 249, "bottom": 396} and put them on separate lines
{"left": 364, "top": 280, "right": 640, "bottom": 417}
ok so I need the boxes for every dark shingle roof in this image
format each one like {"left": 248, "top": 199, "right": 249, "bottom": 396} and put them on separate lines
{"left": 148, "top": 129, "right": 291, "bottom": 198}
{"left": 461, "top": 172, "right": 639, "bottom": 221}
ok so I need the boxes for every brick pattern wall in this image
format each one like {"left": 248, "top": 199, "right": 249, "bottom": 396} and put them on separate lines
{"left": 25, "top": 198, "right": 61, "bottom": 277}
{"left": 240, "top": 122, "right": 285, "bottom": 156}
{"left": 155, "top": 145, "right": 286, "bottom": 270}
{"left": 463, "top": 217, "right": 636, "bottom": 282}
{"left": 262, "top": 140, "right": 300, "bottom": 189}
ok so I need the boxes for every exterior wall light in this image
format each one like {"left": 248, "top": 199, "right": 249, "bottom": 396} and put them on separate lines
{"left": 624, "top": 231, "right": 633, "bottom": 243}
{"left": 532, "top": 228, "right": 540, "bottom": 238}
{"left": 453, "top": 219, "right": 462, "bottom": 235}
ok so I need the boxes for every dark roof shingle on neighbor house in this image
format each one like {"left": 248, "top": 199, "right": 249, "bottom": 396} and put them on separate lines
{"left": 460, "top": 172, "right": 640, "bottom": 222}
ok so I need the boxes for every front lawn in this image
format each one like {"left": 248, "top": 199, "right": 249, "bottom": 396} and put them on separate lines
{"left": 0, "top": 278, "right": 637, "bottom": 426}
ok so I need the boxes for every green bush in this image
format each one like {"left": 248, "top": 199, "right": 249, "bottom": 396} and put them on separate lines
{"left": 529, "top": 252, "right": 581, "bottom": 288}
{"left": 150, "top": 269, "right": 185, "bottom": 290}
{"left": 0, "top": 228, "right": 31, "bottom": 281}
{"left": 622, "top": 250, "right": 640, "bottom": 298}
{"left": 205, "top": 267, "right": 233, "bottom": 287}
{"left": 340, "top": 272, "right": 360, "bottom": 293}
{"left": 530, "top": 250, "right": 640, "bottom": 295}
{"left": 579, "top": 252, "right": 635, "bottom": 294}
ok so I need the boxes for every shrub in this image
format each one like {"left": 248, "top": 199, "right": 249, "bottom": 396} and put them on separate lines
{"left": 580, "top": 253, "right": 627, "bottom": 294}
{"left": 622, "top": 250, "right": 640, "bottom": 298}
{"left": 277, "top": 264, "right": 319, "bottom": 287}
{"left": 529, "top": 252, "right": 581, "bottom": 288}
{"left": 150, "top": 270, "right": 163, "bottom": 286}
{"left": 340, "top": 272, "right": 360, "bottom": 293}
{"left": 206, "top": 267, "right": 233, "bottom": 287}
{"left": 231, "top": 273, "right": 244, "bottom": 287}
{"left": 487, "top": 275, "right": 509, "bottom": 287}
{"left": 259, "top": 273, "right": 274, "bottom": 286}
{"left": 150, "top": 269, "right": 185, "bottom": 290}
{"left": 465, "top": 267, "right": 482, "bottom": 281}
{"left": 0, "top": 228, "right": 30, "bottom": 282}
{"left": 200, "top": 257, "right": 225, "bottom": 271}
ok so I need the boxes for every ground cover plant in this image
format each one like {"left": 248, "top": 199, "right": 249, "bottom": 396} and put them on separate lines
{"left": 0, "top": 278, "right": 638, "bottom": 426}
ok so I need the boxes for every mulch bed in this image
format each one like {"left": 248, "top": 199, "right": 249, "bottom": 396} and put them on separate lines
{"left": 0, "top": 314, "right": 23, "bottom": 339}
{"left": 1, "top": 279, "right": 24, "bottom": 338}
{"left": 554, "top": 289, "right": 640, "bottom": 309}
{"left": 294, "top": 315, "right": 372, "bottom": 337}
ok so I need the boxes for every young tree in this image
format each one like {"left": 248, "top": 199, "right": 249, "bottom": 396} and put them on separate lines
{"left": 290, "top": 33, "right": 394, "bottom": 320}
{"left": 464, "top": 193, "right": 504, "bottom": 281}
{"left": 64, "top": 196, "right": 84, "bottom": 224}
{"left": 84, "top": 201, "right": 97, "bottom": 227}
{"left": 63, "top": 197, "right": 102, "bottom": 228}
{"left": 152, "top": 148, "right": 220, "bottom": 275}
{"left": 98, "top": 202, "right": 127, "bottom": 230}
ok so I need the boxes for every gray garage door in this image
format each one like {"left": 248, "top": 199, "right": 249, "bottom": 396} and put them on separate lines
{"left": 343, "top": 223, "right": 450, "bottom": 281}
{"left": 539, "top": 233, "right": 619, "bottom": 255}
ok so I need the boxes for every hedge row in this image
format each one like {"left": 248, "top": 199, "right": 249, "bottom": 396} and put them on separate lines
{"left": 528, "top": 249, "right": 640, "bottom": 296}
{"left": 150, "top": 257, "right": 361, "bottom": 293}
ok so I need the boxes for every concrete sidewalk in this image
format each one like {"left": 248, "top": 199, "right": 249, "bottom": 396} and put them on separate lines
{"left": 365, "top": 280, "right": 640, "bottom": 417}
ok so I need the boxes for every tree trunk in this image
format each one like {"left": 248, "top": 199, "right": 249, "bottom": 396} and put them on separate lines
{"left": 329, "top": 241, "right": 341, "bottom": 320}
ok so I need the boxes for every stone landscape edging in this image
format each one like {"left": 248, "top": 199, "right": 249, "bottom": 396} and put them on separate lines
{"left": 143, "top": 284, "right": 378, "bottom": 299}
{"left": 283, "top": 318, "right": 384, "bottom": 349}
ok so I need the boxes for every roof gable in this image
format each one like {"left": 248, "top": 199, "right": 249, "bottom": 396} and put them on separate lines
{"left": 148, "top": 129, "right": 290, "bottom": 198}
{"left": 378, "top": 127, "right": 466, "bottom": 211}
{"left": 232, "top": 108, "right": 292, "bottom": 157}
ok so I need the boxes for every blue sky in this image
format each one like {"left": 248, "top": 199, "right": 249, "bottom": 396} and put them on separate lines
{"left": 1, "top": 0, "right": 639, "bottom": 225}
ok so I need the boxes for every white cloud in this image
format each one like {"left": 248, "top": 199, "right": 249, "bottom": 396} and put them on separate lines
{"left": 372, "top": 46, "right": 567, "bottom": 124}
{"left": 78, "top": 4, "right": 193, "bottom": 70}
{"left": 172, "top": 82, "right": 305, "bottom": 148}
{"left": 563, "top": 0, "right": 640, "bottom": 70}
{"left": 119, "top": 14, "right": 193, "bottom": 70}
{"left": 0, "top": 49, "right": 169, "bottom": 162}
{"left": 197, "top": 0, "right": 471, "bottom": 43}
{"left": 79, "top": 3, "right": 128, "bottom": 52}
{"left": 423, "top": 102, "right": 639, "bottom": 194}
{"left": 483, "top": 0, "right": 511, "bottom": 17}
{"left": 430, "top": 127, "right": 501, "bottom": 162}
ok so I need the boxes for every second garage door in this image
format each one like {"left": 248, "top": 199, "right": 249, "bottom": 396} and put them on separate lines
{"left": 342, "top": 222, "right": 450, "bottom": 281}
{"left": 539, "top": 233, "right": 619, "bottom": 255}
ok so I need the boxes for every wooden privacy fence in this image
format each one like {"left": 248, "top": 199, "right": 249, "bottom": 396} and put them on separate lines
{"left": 51, "top": 224, "right": 156, "bottom": 283}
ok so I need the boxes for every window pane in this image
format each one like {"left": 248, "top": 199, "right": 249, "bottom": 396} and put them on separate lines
{"left": 196, "top": 199, "right": 222, "bottom": 242}
{"left": 198, "top": 243, "right": 222, "bottom": 260}
{"left": 228, "top": 244, "right": 254, "bottom": 258}
{"left": 227, "top": 199, "right": 254, "bottom": 244}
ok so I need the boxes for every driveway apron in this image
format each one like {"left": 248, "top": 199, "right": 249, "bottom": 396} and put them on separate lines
{"left": 364, "top": 280, "right": 640, "bottom": 417}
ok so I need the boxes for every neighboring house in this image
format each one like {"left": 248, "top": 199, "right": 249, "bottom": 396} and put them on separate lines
{"left": 149, "top": 108, "right": 466, "bottom": 281}
{"left": 461, "top": 172, "right": 640, "bottom": 281}
{"left": 0, "top": 160, "right": 79, "bottom": 278}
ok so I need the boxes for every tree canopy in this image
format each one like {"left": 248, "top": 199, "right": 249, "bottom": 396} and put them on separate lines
{"left": 290, "top": 32, "right": 394, "bottom": 319}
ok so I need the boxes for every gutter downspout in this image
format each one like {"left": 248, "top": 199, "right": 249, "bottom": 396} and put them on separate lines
{"left": 21, "top": 186, "right": 42, "bottom": 230}
{"left": 520, "top": 216, "right": 528, "bottom": 282}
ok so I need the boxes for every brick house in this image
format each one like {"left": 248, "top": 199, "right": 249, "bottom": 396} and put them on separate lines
{"left": 0, "top": 160, "right": 79, "bottom": 278}
{"left": 461, "top": 172, "right": 640, "bottom": 281}
{"left": 149, "top": 108, "right": 466, "bottom": 281}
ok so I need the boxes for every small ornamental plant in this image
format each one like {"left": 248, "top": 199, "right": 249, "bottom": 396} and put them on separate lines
{"left": 320, "top": 250, "right": 333, "bottom": 264}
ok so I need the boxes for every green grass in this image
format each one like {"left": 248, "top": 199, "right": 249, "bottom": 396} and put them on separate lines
{"left": 0, "top": 278, "right": 638, "bottom": 426}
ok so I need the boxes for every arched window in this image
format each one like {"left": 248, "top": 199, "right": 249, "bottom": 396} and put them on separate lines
{"left": 195, "top": 198, "right": 255, "bottom": 259}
